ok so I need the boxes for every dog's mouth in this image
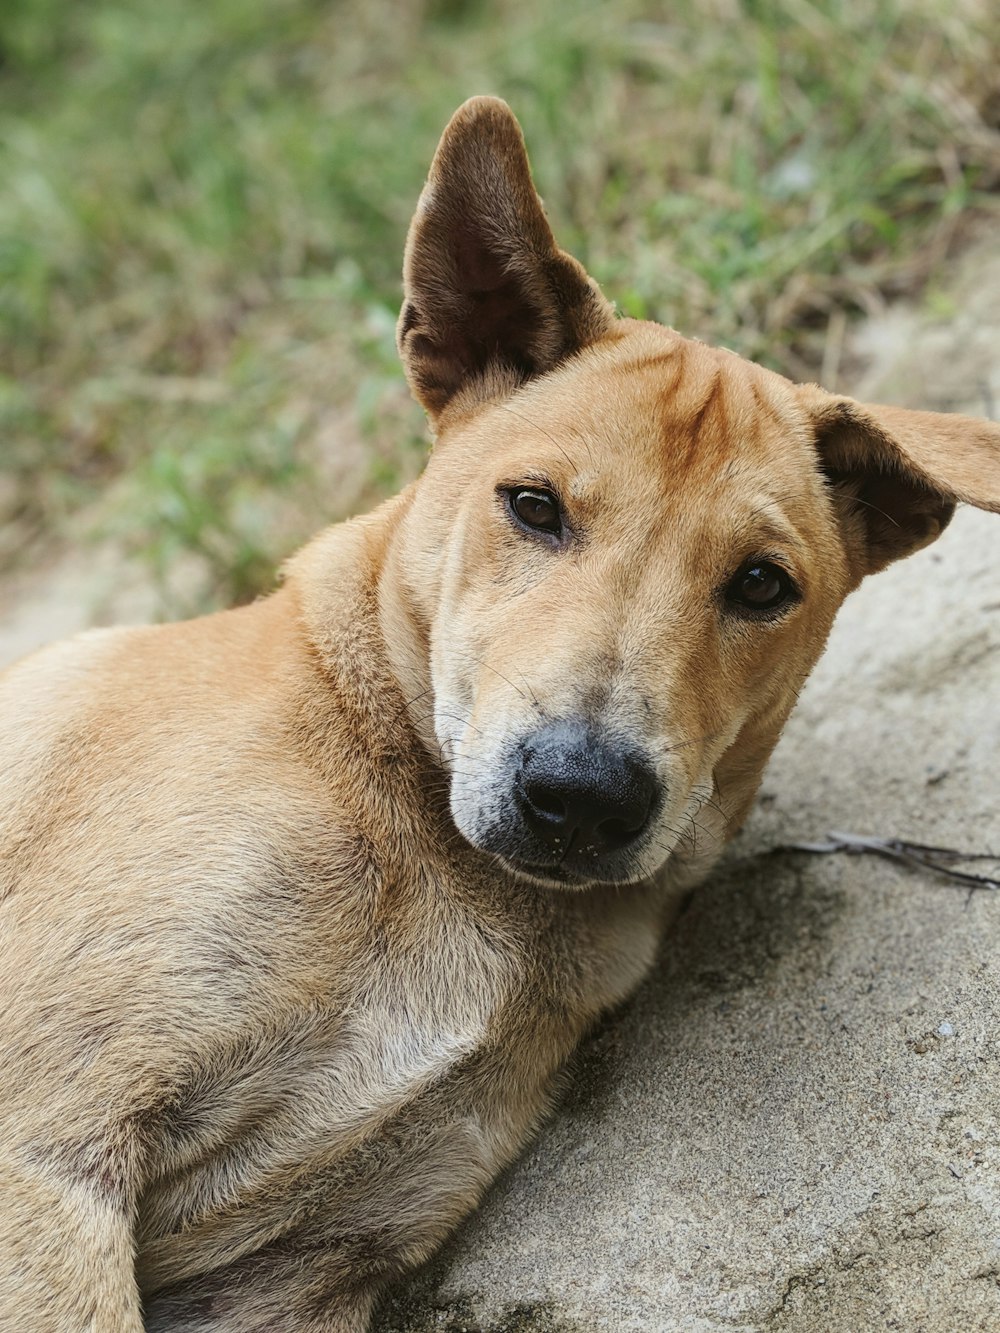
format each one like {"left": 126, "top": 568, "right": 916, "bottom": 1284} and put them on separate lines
{"left": 502, "top": 856, "right": 594, "bottom": 888}
{"left": 486, "top": 842, "right": 658, "bottom": 890}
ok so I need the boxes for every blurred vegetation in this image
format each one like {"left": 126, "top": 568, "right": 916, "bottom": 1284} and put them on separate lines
{"left": 1, "top": 0, "right": 998, "bottom": 611}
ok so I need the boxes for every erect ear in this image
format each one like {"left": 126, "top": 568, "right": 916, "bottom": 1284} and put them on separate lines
{"left": 397, "top": 96, "right": 616, "bottom": 422}
{"left": 798, "top": 383, "right": 1000, "bottom": 576}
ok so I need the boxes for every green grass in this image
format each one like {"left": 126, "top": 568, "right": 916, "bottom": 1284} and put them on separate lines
{"left": 2, "top": 0, "right": 998, "bottom": 611}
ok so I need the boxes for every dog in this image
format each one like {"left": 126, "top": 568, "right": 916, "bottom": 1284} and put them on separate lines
{"left": 1, "top": 95, "right": 998, "bottom": 1332}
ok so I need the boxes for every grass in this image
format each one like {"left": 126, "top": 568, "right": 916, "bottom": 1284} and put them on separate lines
{"left": 1, "top": 0, "right": 999, "bottom": 612}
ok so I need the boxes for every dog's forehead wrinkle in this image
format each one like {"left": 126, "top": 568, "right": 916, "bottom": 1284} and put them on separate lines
{"left": 497, "top": 342, "right": 782, "bottom": 496}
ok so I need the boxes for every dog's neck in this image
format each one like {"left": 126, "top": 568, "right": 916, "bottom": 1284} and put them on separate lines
{"left": 376, "top": 501, "right": 442, "bottom": 765}
{"left": 284, "top": 493, "right": 448, "bottom": 835}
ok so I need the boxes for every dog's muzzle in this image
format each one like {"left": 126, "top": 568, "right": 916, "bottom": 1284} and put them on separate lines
{"left": 469, "top": 719, "right": 661, "bottom": 885}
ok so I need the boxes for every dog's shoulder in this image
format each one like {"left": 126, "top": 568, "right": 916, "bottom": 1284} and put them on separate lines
{"left": 0, "top": 598, "right": 295, "bottom": 818}
{"left": 0, "top": 627, "right": 141, "bottom": 874}
{"left": 0, "top": 592, "right": 356, "bottom": 945}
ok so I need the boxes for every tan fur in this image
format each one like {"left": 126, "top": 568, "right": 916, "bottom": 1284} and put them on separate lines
{"left": 2, "top": 97, "right": 998, "bottom": 1332}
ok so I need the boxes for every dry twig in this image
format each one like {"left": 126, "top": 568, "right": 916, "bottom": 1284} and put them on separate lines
{"left": 775, "top": 831, "right": 1000, "bottom": 890}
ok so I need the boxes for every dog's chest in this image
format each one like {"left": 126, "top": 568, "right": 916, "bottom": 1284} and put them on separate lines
{"left": 136, "top": 865, "right": 668, "bottom": 1299}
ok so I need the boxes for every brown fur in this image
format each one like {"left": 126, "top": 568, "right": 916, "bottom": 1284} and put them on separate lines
{"left": 1, "top": 97, "right": 998, "bottom": 1332}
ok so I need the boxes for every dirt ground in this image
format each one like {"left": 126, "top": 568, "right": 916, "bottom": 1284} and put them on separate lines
{"left": 1, "top": 239, "right": 998, "bottom": 1333}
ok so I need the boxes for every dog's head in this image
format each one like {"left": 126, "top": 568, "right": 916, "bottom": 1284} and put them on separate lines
{"left": 384, "top": 97, "right": 1000, "bottom": 890}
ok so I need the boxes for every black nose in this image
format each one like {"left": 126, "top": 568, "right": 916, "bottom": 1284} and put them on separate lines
{"left": 516, "top": 722, "right": 658, "bottom": 857}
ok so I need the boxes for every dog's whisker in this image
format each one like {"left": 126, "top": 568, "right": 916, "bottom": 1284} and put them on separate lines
{"left": 390, "top": 685, "right": 437, "bottom": 729}
{"left": 500, "top": 402, "right": 585, "bottom": 473}
{"left": 476, "top": 658, "right": 530, "bottom": 705}
{"left": 406, "top": 707, "right": 485, "bottom": 740}
{"left": 664, "top": 726, "right": 724, "bottom": 755}
{"left": 512, "top": 667, "right": 545, "bottom": 714}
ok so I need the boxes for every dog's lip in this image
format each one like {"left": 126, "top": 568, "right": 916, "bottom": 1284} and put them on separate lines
{"left": 495, "top": 851, "right": 648, "bottom": 889}
{"left": 513, "top": 859, "right": 588, "bottom": 886}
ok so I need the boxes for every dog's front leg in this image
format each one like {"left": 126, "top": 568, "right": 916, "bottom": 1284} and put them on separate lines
{"left": 0, "top": 1151, "right": 143, "bottom": 1333}
{"left": 144, "top": 1272, "right": 376, "bottom": 1333}
{"left": 145, "top": 1304, "right": 375, "bottom": 1333}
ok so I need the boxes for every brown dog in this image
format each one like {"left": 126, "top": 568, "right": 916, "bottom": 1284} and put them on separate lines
{"left": 1, "top": 97, "right": 998, "bottom": 1332}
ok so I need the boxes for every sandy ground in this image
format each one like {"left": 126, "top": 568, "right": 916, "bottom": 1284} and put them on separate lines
{"left": 1, "top": 241, "right": 997, "bottom": 1333}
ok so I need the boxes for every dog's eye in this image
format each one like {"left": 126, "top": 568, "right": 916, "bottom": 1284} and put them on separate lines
{"left": 726, "top": 560, "right": 797, "bottom": 613}
{"left": 507, "top": 487, "right": 563, "bottom": 536}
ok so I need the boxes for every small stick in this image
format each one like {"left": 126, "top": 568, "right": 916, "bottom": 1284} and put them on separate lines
{"left": 774, "top": 831, "right": 1000, "bottom": 890}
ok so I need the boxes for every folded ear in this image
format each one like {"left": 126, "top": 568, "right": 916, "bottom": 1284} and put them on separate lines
{"left": 798, "top": 384, "right": 1000, "bottom": 576}
{"left": 397, "top": 96, "right": 616, "bottom": 422}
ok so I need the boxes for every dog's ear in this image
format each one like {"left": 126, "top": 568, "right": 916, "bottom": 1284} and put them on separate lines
{"left": 397, "top": 97, "right": 616, "bottom": 422}
{"left": 799, "top": 384, "right": 1000, "bottom": 575}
